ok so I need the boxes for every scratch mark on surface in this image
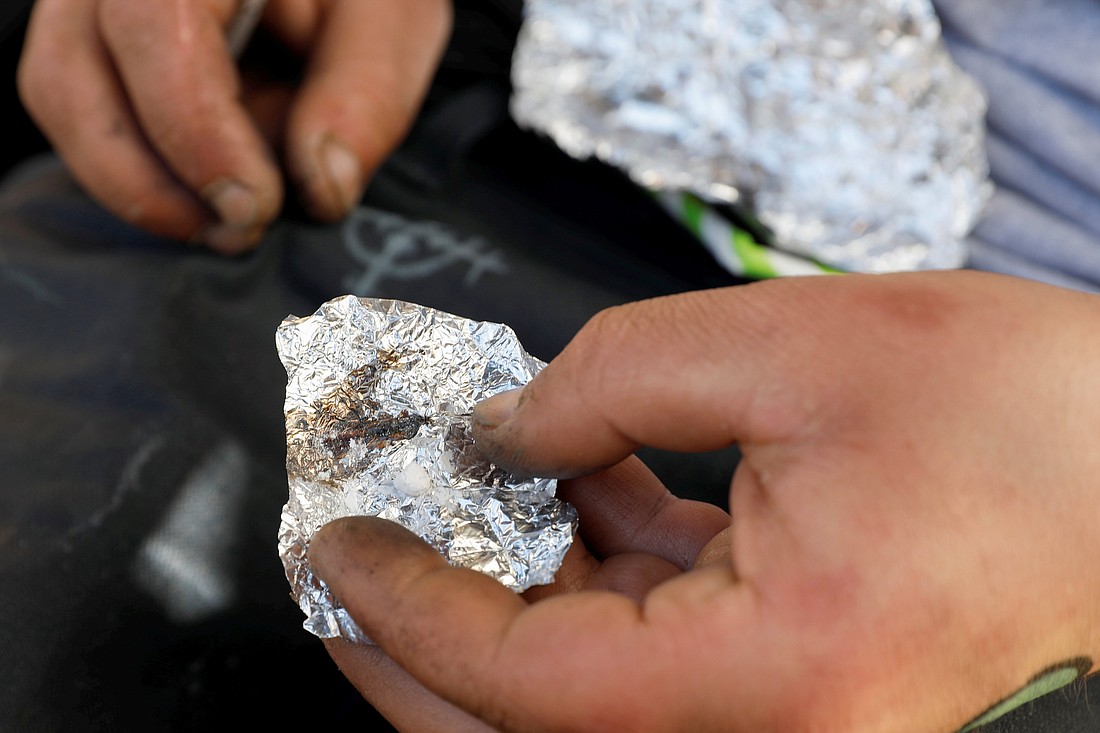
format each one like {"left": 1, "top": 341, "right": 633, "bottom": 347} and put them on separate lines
{"left": 63, "top": 435, "right": 166, "bottom": 546}
{"left": 132, "top": 440, "right": 249, "bottom": 623}
{"left": 2, "top": 267, "right": 64, "bottom": 306}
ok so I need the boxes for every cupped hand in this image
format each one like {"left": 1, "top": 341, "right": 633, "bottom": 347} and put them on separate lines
{"left": 17, "top": 0, "right": 452, "bottom": 253}
{"left": 314, "top": 454, "right": 731, "bottom": 733}
{"left": 310, "top": 270, "right": 1100, "bottom": 732}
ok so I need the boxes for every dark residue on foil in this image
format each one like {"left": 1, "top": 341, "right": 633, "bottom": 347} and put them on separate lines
{"left": 276, "top": 296, "right": 577, "bottom": 642}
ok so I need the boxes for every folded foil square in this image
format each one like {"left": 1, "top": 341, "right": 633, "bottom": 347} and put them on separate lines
{"left": 276, "top": 296, "right": 578, "bottom": 642}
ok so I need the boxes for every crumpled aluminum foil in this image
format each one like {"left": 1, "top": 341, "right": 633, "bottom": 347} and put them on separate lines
{"left": 510, "top": 0, "right": 992, "bottom": 273}
{"left": 276, "top": 296, "right": 577, "bottom": 642}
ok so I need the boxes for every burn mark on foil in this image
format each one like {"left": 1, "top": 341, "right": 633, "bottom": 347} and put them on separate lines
{"left": 276, "top": 296, "right": 577, "bottom": 641}
{"left": 287, "top": 351, "right": 427, "bottom": 476}
{"left": 324, "top": 410, "right": 429, "bottom": 458}
{"left": 318, "top": 352, "right": 430, "bottom": 458}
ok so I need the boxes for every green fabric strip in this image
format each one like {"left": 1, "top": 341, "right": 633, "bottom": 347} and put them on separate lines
{"left": 655, "top": 190, "right": 840, "bottom": 279}
{"left": 731, "top": 227, "right": 777, "bottom": 279}
{"left": 959, "top": 661, "right": 1089, "bottom": 732}
{"left": 680, "top": 193, "right": 706, "bottom": 238}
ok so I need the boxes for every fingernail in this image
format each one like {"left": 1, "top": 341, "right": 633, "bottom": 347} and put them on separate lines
{"left": 307, "top": 543, "right": 332, "bottom": 585}
{"left": 473, "top": 388, "right": 523, "bottom": 429}
{"left": 307, "top": 522, "right": 341, "bottom": 585}
{"left": 195, "top": 222, "right": 262, "bottom": 254}
{"left": 204, "top": 179, "right": 259, "bottom": 229}
{"left": 309, "top": 517, "right": 431, "bottom": 586}
{"left": 321, "top": 136, "right": 362, "bottom": 214}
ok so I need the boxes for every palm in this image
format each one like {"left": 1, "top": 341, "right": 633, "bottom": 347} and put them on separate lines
{"left": 523, "top": 457, "right": 731, "bottom": 605}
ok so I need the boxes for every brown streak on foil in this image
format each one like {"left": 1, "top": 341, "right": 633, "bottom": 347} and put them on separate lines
{"left": 313, "top": 351, "right": 429, "bottom": 459}
{"left": 324, "top": 410, "right": 429, "bottom": 458}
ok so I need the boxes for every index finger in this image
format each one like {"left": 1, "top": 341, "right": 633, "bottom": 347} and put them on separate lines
{"left": 99, "top": 0, "right": 282, "bottom": 244}
{"left": 471, "top": 280, "right": 830, "bottom": 478}
{"left": 469, "top": 272, "right": 1000, "bottom": 479}
{"left": 18, "top": 0, "right": 212, "bottom": 242}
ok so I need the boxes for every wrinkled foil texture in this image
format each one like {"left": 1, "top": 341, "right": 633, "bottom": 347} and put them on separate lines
{"left": 276, "top": 296, "right": 577, "bottom": 642}
{"left": 511, "top": 0, "right": 992, "bottom": 273}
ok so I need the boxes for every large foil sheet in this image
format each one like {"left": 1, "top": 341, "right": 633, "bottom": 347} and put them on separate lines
{"left": 511, "top": 0, "right": 992, "bottom": 273}
{"left": 276, "top": 296, "right": 577, "bottom": 642}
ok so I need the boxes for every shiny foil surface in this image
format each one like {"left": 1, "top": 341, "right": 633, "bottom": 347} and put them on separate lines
{"left": 511, "top": 0, "right": 992, "bottom": 273}
{"left": 276, "top": 296, "right": 577, "bottom": 642}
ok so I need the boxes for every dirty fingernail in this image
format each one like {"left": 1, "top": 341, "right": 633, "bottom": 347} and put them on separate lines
{"left": 473, "top": 388, "right": 523, "bottom": 430}
{"left": 204, "top": 179, "right": 259, "bottom": 229}
{"left": 195, "top": 222, "right": 263, "bottom": 254}
{"left": 307, "top": 519, "right": 350, "bottom": 584}
{"left": 321, "top": 136, "right": 362, "bottom": 214}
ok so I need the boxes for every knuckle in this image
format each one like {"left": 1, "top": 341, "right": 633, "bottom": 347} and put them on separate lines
{"left": 15, "top": 57, "right": 46, "bottom": 116}
{"left": 582, "top": 302, "right": 634, "bottom": 343}
{"left": 573, "top": 298, "right": 688, "bottom": 406}
{"left": 99, "top": 0, "right": 232, "bottom": 63}
{"left": 576, "top": 302, "right": 636, "bottom": 361}
{"left": 570, "top": 304, "right": 637, "bottom": 405}
{"left": 16, "top": 42, "right": 63, "bottom": 121}
{"left": 97, "top": 0, "right": 148, "bottom": 47}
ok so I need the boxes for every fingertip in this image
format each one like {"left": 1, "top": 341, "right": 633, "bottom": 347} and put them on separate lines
{"left": 316, "top": 134, "right": 366, "bottom": 221}
{"left": 473, "top": 388, "right": 523, "bottom": 431}
{"left": 305, "top": 516, "right": 356, "bottom": 586}
{"left": 309, "top": 516, "right": 445, "bottom": 596}
{"left": 197, "top": 184, "right": 261, "bottom": 252}
{"left": 202, "top": 179, "right": 260, "bottom": 230}
{"left": 192, "top": 222, "right": 266, "bottom": 255}
{"left": 193, "top": 175, "right": 282, "bottom": 252}
{"left": 470, "top": 388, "right": 527, "bottom": 470}
{"left": 309, "top": 516, "right": 382, "bottom": 576}
{"left": 472, "top": 377, "right": 635, "bottom": 480}
{"left": 283, "top": 0, "right": 452, "bottom": 222}
{"left": 320, "top": 136, "right": 366, "bottom": 215}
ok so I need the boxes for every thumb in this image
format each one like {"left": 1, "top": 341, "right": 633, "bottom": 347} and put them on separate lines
{"left": 284, "top": 0, "right": 452, "bottom": 221}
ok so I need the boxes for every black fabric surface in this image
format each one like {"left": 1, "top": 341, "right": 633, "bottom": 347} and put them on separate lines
{"left": 1, "top": 2, "right": 1098, "bottom": 731}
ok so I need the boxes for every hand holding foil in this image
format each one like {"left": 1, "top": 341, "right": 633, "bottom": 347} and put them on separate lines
{"left": 310, "top": 273, "right": 1100, "bottom": 732}
{"left": 277, "top": 297, "right": 577, "bottom": 642}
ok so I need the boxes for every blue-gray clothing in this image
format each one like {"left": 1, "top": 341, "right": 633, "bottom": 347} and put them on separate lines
{"left": 934, "top": 0, "right": 1100, "bottom": 291}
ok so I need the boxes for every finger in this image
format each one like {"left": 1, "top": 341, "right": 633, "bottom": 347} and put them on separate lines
{"left": 322, "top": 639, "right": 496, "bottom": 733}
{"left": 520, "top": 536, "right": 599, "bottom": 602}
{"left": 694, "top": 526, "right": 733, "bottom": 568}
{"left": 239, "top": 81, "right": 294, "bottom": 148}
{"left": 309, "top": 516, "right": 748, "bottom": 730}
{"left": 284, "top": 0, "right": 452, "bottom": 221}
{"left": 18, "top": 0, "right": 210, "bottom": 241}
{"left": 257, "top": 0, "right": 325, "bottom": 54}
{"left": 521, "top": 535, "right": 682, "bottom": 605}
{"left": 523, "top": 456, "right": 728, "bottom": 604}
{"left": 559, "top": 456, "right": 730, "bottom": 570}
{"left": 99, "top": 0, "right": 283, "bottom": 251}
{"left": 471, "top": 276, "right": 913, "bottom": 477}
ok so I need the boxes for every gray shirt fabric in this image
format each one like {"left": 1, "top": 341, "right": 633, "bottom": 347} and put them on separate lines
{"left": 932, "top": 0, "right": 1100, "bottom": 292}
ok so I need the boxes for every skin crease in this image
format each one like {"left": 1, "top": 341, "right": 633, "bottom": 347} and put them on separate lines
{"left": 16, "top": 0, "right": 453, "bottom": 253}
{"left": 308, "top": 271, "right": 1100, "bottom": 732}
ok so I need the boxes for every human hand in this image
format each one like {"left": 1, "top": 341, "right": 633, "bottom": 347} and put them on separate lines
{"left": 17, "top": 0, "right": 452, "bottom": 253}
{"left": 313, "top": 453, "right": 732, "bottom": 733}
{"left": 310, "top": 270, "right": 1100, "bottom": 732}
